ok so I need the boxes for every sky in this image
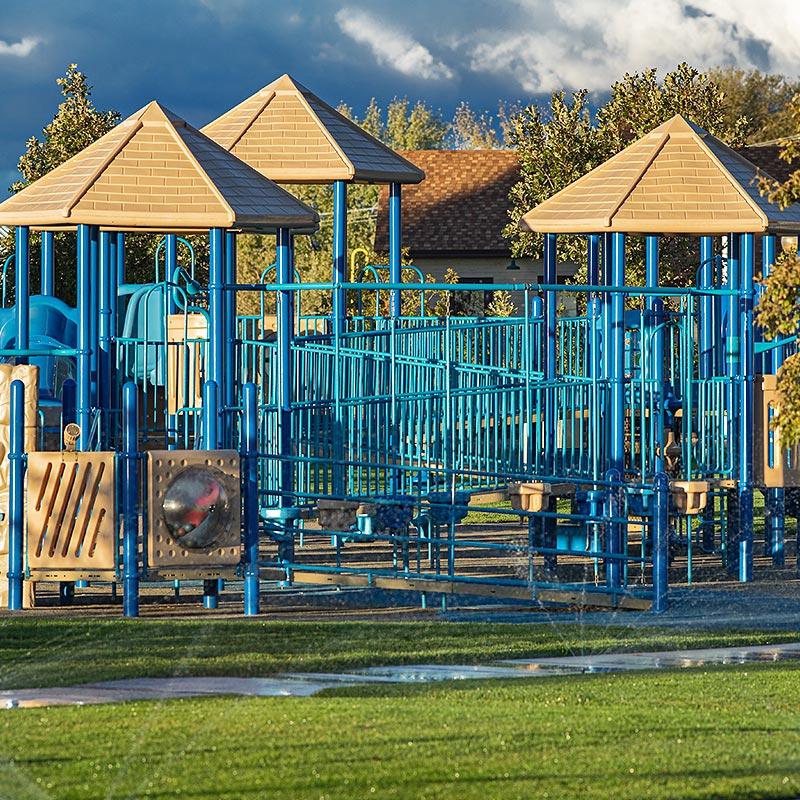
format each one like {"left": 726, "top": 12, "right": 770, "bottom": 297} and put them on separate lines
{"left": 0, "top": 0, "right": 798, "bottom": 187}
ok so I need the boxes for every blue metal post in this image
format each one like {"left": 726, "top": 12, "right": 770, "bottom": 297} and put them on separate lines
{"left": 165, "top": 234, "right": 178, "bottom": 314}
{"left": 116, "top": 232, "right": 125, "bottom": 287}
{"left": 543, "top": 233, "right": 557, "bottom": 472}
{"left": 207, "top": 228, "right": 225, "bottom": 447}
{"left": 699, "top": 236, "right": 714, "bottom": 379}
{"left": 646, "top": 236, "right": 665, "bottom": 477}
{"left": 40, "top": 230, "right": 54, "bottom": 297}
{"left": 243, "top": 382, "right": 260, "bottom": 615}
{"left": 202, "top": 380, "right": 219, "bottom": 450}
{"left": 725, "top": 234, "right": 741, "bottom": 574}
{"left": 7, "top": 380, "right": 25, "bottom": 610}
{"left": 122, "top": 381, "right": 139, "bottom": 617}
{"left": 77, "top": 225, "right": 92, "bottom": 450}
{"left": 15, "top": 226, "right": 29, "bottom": 361}
{"left": 89, "top": 226, "right": 99, "bottom": 403}
{"left": 333, "top": 180, "right": 347, "bottom": 332}
{"left": 61, "top": 378, "right": 76, "bottom": 428}
{"left": 607, "top": 232, "right": 626, "bottom": 590}
{"left": 389, "top": 182, "right": 402, "bottom": 318}
{"left": 98, "top": 231, "right": 112, "bottom": 449}
{"left": 738, "top": 232, "right": 755, "bottom": 582}
{"left": 760, "top": 234, "right": 785, "bottom": 564}
{"left": 652, "top": 471, "right": 669, "bottom": 613}
{"left": 224, "top": 232, "right": 238, "bottom": 449}
{"left": 277, "top": 227, "right": 295, "bottom": 563}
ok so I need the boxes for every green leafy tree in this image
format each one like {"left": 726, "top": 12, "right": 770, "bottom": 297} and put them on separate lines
{"left": 450, "top": 102, "right": 500, "bottom": 150}
{"left": 709, "top": 67, "right": 800, "bottom": 143}
{"left": 505, "top": 63, "right": 748, "bottom": 286}
{"left": 486, "top": 289, "right": 516, "bottom": 317}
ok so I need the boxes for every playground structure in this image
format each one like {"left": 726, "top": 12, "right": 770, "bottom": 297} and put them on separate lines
{"left": 1, "top": 78, "right": 800, "bottom": 616}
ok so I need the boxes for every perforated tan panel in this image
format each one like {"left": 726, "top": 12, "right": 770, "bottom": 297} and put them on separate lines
{"left": 147, "top": 450, "right": 241, "bottom": 577}
{"left": 0, "top": 365, "right": 38, "bottom": 607}
{"left": 26, "top": 451, "right": 117, "bottom": 579}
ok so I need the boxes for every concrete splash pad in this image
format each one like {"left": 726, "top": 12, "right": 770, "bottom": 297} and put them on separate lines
{"left": 3, "top": 642, "right": 800, "bottom": 709}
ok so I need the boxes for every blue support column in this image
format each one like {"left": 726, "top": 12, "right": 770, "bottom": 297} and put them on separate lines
{"left": 207, "top": 228, "right": 225, "bottom": 447}
{"left": 699, "top": 236, "right": 714, "bottom": 379}
{"left": 165, "top": 234, "right": 178, "bottom": 313}
{"left": 761, "top": 234, "right": 785, "bottom": 565}
{"left": 277, "top": 227, "right": 295, "bottom": 563}
{"left": 242, "top": 382, "right": 260, "bottom": 615}
{"left": 116, "top": 232, "right": 126, "bottom": 287}
{"left": 389, "top": 182, "right": 402, "bottom": 318}
{"left": 15, "top": 226, "right": 29, "bottom": 362}
{"left": 89, "top": 226, "right": 99, "bottom": 404}
{"left": 725, "top": 234, "right": 741, "bottom": 574}
{"left": 202, "top": 379, "right": 219, "bottom": 450}
{"left": 122, "top": 381, "right": 139, "bottom": 617}
{"left": 543, "top": 233, "right": 557, "bottom": 472}
{"left": 738, "top": 232, "right": 755, "bottom": 582}
{"left": 7, "top": 380, "right": 25, "bottom": 610}
{"left": 77, "top": 225, "right": 92, "bottom": 450}
{"left": 40, "top": 230, "right": 54, "bottom": 297}
{"left": 224, "top": 232, "right": 238, "bottom": 449}
{"left": 607, "top": 232, "right": 626, "bottom": 591}
{"left": 652, "top": 471, "right": 669, "bottom": 613}
{"left": 332, "top": 180, "right": 347, "bottom": 332}
{"left": 98, "top": 231, "right": 112, "bottom": 449}
{"left": 646, "top": 236, "right": 664, "bottom": 475}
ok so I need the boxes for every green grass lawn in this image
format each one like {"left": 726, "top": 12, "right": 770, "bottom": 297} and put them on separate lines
{"left": 1, "top": 618, "right": 798, "bottom": 690}
{"left": 1, "top": 664, "right": 799, "bottom": 799}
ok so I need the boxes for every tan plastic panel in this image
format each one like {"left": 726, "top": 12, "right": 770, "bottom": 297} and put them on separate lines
{"left": 147, "top": 450, "right": 241, "bottom": 575}
{"left": 0, "top": 101, "right": 318, "bottom": 233}
{"left": 26, "top": 451, "right": 117, "bottom": 579}
{"left": 167, "top": 313, "right": 207, "bottom": 416}
{"left": 755, "top": 375, "right": 800, "bottom": 487}
{"left": 0, "top": 365, "right": 38, "bottom": 607}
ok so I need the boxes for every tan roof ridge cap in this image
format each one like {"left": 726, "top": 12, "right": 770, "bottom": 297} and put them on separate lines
{"left": 65, "top": 119, "right": 144, "bottom": 219}
{"left": 227, "top": 90, "right": 276, "bottom": 152}
{"left": 692, "top": 128, "right": 769, "bottom": 230}
{"left": 169, "top": 121, "right": 236, "bottom": 227}
{"left": 602, "top": 131, "right": 670, "bottom": 227}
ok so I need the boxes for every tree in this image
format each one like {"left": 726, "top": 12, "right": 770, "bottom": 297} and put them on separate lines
{"left": 450, "top": 102, "right": 500, "bottom": 150}
{"left": 505, "top": 63, "right": 748, "bottom": 286}
{"left": 709, "top": 67, "right": 800, "bottom": 144}
{"left": 486, "top": 289, "right": 516, "bottom": 317}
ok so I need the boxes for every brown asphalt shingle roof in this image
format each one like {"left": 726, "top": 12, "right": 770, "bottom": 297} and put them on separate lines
{"left": 521, "top": 115, "right": 800, "bottom": 235}
{"left": 374, "top": 149, "right": 518, "bottom": 257}
{"left": 202, "top": 74, "right": 424, "bottom": 185}
{"left": 739, "top": 136, "right": 800, "bottom": 184}
{"left": 0, "top": 101, "right": 319, "bottom": 233}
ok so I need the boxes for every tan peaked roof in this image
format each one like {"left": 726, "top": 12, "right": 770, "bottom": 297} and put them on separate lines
{"left": 202, "top": 74, "right": 424, "bottom": 185}
{"left": 0, "top": 101, "right": 319, "bottom": 233}
{"left": 520, "top": 115, "right": 800, "bottom": 235}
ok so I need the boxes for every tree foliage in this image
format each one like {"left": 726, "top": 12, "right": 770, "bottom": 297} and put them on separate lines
{"left": 505, "top": 63, "right": 748, "bottom": 286}
{"left": 708, "top": 67, "right": 800, "bottom": 144}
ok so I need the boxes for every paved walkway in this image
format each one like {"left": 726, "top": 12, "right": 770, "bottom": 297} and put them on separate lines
{"left": 3, "top": 641, "right": 800, "bottom": 709}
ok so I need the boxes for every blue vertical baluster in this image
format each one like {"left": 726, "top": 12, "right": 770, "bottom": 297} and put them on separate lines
{"left": 40, "top": 230, "right": 54, "bottom": 297}
{"left": 7, "top": 380, "right": 25, "bottom": 610}
{"left": 243, "top": 382, "right": 260, "bottom": 615}
{"left": 15, "top": 226, "right": 29, "bottom": 363}
{"left": 77, "top": 225, "right": 92, "bottom": 450}
{"left": 389, "top": 182, "right": 402, "bottom": 318}
{"left": 122, "top": 381, "right": 139, "bottom": 617}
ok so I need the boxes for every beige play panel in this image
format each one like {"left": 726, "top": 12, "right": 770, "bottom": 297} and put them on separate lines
{"left": 26, "top": 451, "right": 117, "bottom": 580}
{"left": 755, "top": 374, "right": 800, "bottom": 488}
{"left": 147, "top": 450, "right": 241, "bottom": 578}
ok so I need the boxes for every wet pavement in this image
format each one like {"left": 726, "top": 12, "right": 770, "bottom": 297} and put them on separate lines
{"left": 3, "top": 641, "right": 800, "bottom": 709}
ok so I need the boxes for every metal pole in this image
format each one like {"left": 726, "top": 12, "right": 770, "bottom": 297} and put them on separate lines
{"left": 15, "top": 226, "right": 29, "bottom": 362}
{"left": 89, "top": 226, "right": 99, "bottom": 404}
{"left": 98, "top": 231, "right": 112, "bottom": 449}
{"left": 543, "top": 233, "right": 557, "bottom": 474}
{"left": 652, "top": 471, "right": 669, "bottom": 613}
{"left": 40, "top": 230, "right": 54, "bottom": 297}
{"left": 116, "top": 232, "right": 126, "bottom": 287}
{"left": 165, "top": 234, "right": 178, "bottom": 314}
{"left": 607, "top": 232, "right": 626, "bottom": 591}
{"left": 224, "top": 231, "right": 238, "bottom": 449}
{"left": 389, "top": 182, "right": 402, "bottom": 318}
{"left": 208, "top": 228, "right": 225, "bottom": 448}
{"left": 77, "top": 225, "right": 92, "bottom": 450}
{"left": 738, "top": 232, "right": 754, "bottom": 582}
{"left": 122, "top": 381, "right": 139, "bottom": 617}
{"left": 202, "top": 379, "right": 219, "bottom": 451}
{"left": 243, "top": 382, "right": 260, "bottom": 615}
{"left": 646, "top": 236, "right": 664, "bottom": 474}
{"left": 725, "top": 234, "right": 740, "bottom": 574}
{"left": 7, "top": 380, "right": 25, "bottom": 610}
{"left": 277, "top": 227, "right": 295, "bottom": 563}
{"left": 333, "top": 180, "right": 347, "bottom": 332}
{"left": 699, "top": 236, "right": 714, "bottom": 379}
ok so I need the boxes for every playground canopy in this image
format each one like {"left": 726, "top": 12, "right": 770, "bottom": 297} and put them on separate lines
{"left": 520, "top": 115, "right": 800, "bottom": 235}
{"left": 202, "top": 74, "right": 424, "bottom": 185}
{"left": 0, "top": 101, "right": 318, "bottom": 233}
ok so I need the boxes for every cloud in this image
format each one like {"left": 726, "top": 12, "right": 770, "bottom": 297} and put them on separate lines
{"left": 335, "top": 7, "right": 454, "bottom": 81}
{"left": 463, "top": 0, "right": 800, "bottom": 93}
{"left": 0, "top": 37, "right": 39, "bottom": 58}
